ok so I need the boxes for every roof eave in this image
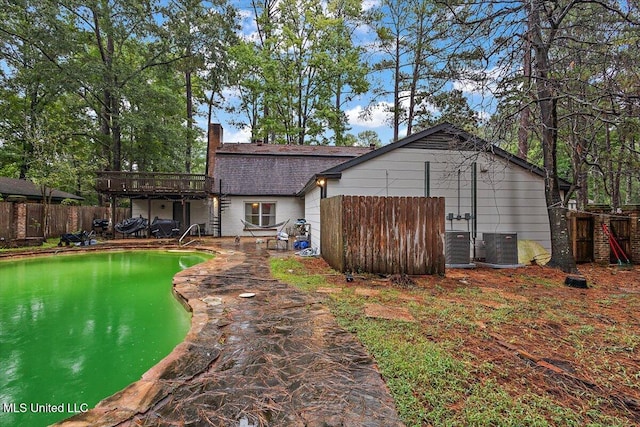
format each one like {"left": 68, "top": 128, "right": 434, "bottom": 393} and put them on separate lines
{"left": 297, "top": 172, "right": 342, "bottom": 197}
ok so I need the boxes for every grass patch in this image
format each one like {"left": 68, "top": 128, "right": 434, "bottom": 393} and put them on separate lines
{"left": 0, "top": 237, "right": 61, "bottom": 253}
{"left": 269, "top": 257, "right": 330, "bottom": 292}
{"left": 270, "top": 256, "right": 639, "bottom": 427}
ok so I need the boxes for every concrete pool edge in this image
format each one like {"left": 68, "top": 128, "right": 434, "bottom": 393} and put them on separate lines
{"left": 49, "top": 243, "right": 242, "bottom": 427}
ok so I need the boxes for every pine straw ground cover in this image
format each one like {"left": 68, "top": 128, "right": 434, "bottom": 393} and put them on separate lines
{"left": 270, "top": 257, "right": 640, "bottom": 427}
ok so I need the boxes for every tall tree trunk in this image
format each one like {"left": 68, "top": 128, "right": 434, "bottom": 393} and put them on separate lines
{"left": 111, "top": 76, "right": 122, "bottom": 172}
{"left": 626, "top": 137, "right": 636, "bottom": 204}
{"left": 185, "top": 69, "right": 193, "bottom": 173}
{"left": 518, "top": 56, "right": 531, "bottom": 160}
{"left": 335, "top": 74, "right": 343, "bottom": 144}
{"left": 93, "top": 6, "right": 120, "bottom": 172}
{"left": 530, "top": 3, "right": 576, "bottom": 273}
{"left": 577, "top": 170, "right": 588, "bottom": 210}
{"left": 393, "top": 36, "right": 401, "bottom": 142}
{"left": 518, "top": 0, "right": 533, "bottom": 160}
{"left": 407, "top": 41, "right": 422, "bottom": 137}
{"left": 101, "top": 88, "right": 112, "bottom": 169}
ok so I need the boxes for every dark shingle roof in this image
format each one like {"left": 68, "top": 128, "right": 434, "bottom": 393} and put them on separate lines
{"left": 0, "top": 177, "right": 83, "bottom": 201}
{"left": 213, "top": 144, "right": 371, "bottom": 196}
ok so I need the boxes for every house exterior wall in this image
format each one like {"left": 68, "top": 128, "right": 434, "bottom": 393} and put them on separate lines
{"left": 321, "top": 147, "right": 552, "bottom": 252}
{"left": 220, "top": 196, "right": 304, "bottom": 237}
{"left": 131, "top": 196, "right": 305, "bottom": 238}
{"left": 305, "top": 186, "right": 322, "bottom": 250}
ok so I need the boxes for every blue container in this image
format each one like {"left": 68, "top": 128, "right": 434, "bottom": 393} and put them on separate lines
{"left": 294, "top": 240, "right": 309, "bottom": 250}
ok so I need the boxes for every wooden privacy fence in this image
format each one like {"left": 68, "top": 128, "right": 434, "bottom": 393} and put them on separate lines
{"left": 0, "top": 202, "right": 128, "bottom": 242}
{"left": 321, "top": 195, "right": 445, "bottom": 275}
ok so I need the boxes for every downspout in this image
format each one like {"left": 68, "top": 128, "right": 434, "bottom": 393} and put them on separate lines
{"left": 472, "top": 162, "right": 478, "bottom": 259}
{"left": 217, "top": 179, "right": 222, "bottom": 237}
{"left": 457, "top": 169, "right": 461, "bottom": 219}
{"left": 386, "top": 170, "right": 389, "bottom": 197}
{"left": 424, "top": 162, "right": 430, "bottom": 197}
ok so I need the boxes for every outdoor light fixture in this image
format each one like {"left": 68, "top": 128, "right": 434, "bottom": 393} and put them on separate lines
{"left": 316, "top": 177, "right": 327, "bottom": 199}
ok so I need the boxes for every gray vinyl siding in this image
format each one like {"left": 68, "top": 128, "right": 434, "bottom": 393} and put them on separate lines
{"left": 304, "top": 186, "right": 322, "bottom": 251}
{"left": 325, "top": 147, "right": 552, "bottom": 251}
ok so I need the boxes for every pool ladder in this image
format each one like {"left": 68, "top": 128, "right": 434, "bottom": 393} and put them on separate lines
{"left": 179, "top": 224, "right": 201, "bottom": 246}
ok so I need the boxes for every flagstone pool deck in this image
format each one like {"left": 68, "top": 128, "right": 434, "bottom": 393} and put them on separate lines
{"left": 54, "top": 239, "right": 403, "bottom": 427}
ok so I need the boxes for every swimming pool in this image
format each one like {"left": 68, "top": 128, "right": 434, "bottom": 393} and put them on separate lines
{"left": 0, "top": 250, "right": 211, "bottom": 426}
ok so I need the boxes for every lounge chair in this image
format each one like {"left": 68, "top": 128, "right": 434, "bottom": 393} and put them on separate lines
{"left": 58, "top": 230, "right": 95, "bottom": 246}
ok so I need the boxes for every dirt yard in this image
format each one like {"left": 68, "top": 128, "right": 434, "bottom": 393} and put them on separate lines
{"left": 297, "top": 258, "right": 640, "bottom": 425}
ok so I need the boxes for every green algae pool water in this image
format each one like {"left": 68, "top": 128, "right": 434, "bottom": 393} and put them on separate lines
{"left": 0, "top": 250, "right": 211, "bottom": 426}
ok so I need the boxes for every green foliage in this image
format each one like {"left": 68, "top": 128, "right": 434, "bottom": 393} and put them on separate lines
{"left": 60, "top": 198, "right": 80, "bottom": 206}
{"left": 356, "top": 130, "right": 382, "bottom": 148}
{"left": 414, "top": 89, "right": 479, "bottom": 132}
{"left": 226, "top": 0, "right": 369, "bottom": 145}
{"left": 0, "top": 0, "right": 236, "bottom": 196}
{"left": 338, "top": 130, "right": 383, "bottom": 147}
{"left": 370, "top": 0, "right": 467, "bottom": 139}
{"left": 117, "top": 199, "right": 131, "bottom": 208}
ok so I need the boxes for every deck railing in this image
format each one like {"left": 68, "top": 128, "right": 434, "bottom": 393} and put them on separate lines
{"left": 96, "top": 171, "right": 214, "bottom": 197}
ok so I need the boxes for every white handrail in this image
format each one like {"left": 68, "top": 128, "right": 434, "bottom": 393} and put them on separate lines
{"left": 179, "top": 223, "right": 201, "bottom": 246}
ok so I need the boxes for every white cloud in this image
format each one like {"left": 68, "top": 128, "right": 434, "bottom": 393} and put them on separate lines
{"left": 346, "top": 102, "right": 392, "bottom": 128}
{"left": 362, "top": 0, "right": 380, "bottom": 11}
{"left": 224, "top": 125, "right": 252, "bottom": 143}
{"left": 238, "top": 8, "right": 260, "bottom": 43}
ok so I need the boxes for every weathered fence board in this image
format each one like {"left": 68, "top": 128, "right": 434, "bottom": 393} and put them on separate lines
{"left": 0, "top": 203, "right": 12, "bottom": 240}
{"left": 48, "top": 204, "right": 71, "bottom": 237}
{"left": 320, "top": 196, "right": 345, "bottom": 273}
{"left": 321, "top": 195, "right": 445, "bottom": 275}
{"left": 0, "top": 202, "right": 128, "bottom": 241}
{"left": 26, "top": 204, "right": 44, "bottom": 237}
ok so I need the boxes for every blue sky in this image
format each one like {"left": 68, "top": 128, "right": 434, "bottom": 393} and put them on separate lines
{"left": 199, "top": 0, "right": 496, "bottom": 146}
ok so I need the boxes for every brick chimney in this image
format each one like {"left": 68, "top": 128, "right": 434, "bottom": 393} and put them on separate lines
{"left": 206, "top": 123, "right": 223, "bottom": 178}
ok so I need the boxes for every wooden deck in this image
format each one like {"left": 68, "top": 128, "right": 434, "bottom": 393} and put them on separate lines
{"left": 96, "top": 171, "right": 214, "bottom": 198}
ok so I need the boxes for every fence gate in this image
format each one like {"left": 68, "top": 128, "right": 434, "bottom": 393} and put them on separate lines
{"left": 609, "top": 218, "right": 631, "bottom": 263}
{"left": 574, "top": 217, "right": 594, "bottom": 263}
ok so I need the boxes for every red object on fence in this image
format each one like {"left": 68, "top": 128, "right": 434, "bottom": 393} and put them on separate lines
{"left": 602, "top": 223, "right": 630, "bottom": 265}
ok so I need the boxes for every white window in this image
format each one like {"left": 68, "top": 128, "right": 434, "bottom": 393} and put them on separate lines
{"left": 244, "top": 202, "right": 276, "bottom": 227}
